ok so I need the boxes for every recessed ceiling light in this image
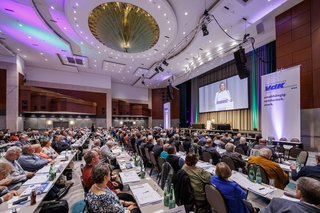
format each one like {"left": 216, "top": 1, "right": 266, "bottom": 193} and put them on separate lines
{"left": 28, "top": 36, "right": 31, "bottom": 39}
{"left": 115, "top": 57, "right": 118, "bottom": 59}
{"left": 164, "top": 13, "right": 166, "bottom": 16}
{"left": 73, "top": 10, "right": 76, "bottom": 14}
{"left": 23, "top": 55, "right": 27, "bottom": 58}
{"left": 183, "top": 32, "right": 186, "bottom": 35}
{"left": 74, "top": 17, "right": 77, "bottom": 20}
{"left": 75, "top": 3, "right": 79, "bottom": 6}
{"left": 132, "top": 59, "right": 134, "bottom": 61}
{"left": 94, "top": 64, "right": 96, "bottom": 67}
{"left": 40, "top": 52, "right": 43, "bottom": 55}
{"left": 169, "top": 28, "right": 171, "bottom": 31}
{"left": 85, "top": 37, "right": 88, "bottom": 39}
{"left": 98, "top": 52, "right": 101, "bottom": 54}
{"left": 217, "top": 47, "right": 223, "bottom": 51}
{"left": 44, "top": 58, "right": 48, "bottom": 61}
{"left": 80, "top": 41, "right": 83, "bottom": 45}
{"left": 19, "top": 23, "right": 23, "bottom": 27}
{"left": 209, "top": 40, "right": 212, "bottom": 43}
{"left": 94, "top": 60, "right": 97, "bottom": 62}
{"left": 157, "top": 5, "right": 161, "bottom": 9}
{"left": 185, "top": 12, "right": 188, "bottom": 15}
{"left": 76, "top": 24, "right": 79, "bottom": 28}
{"left": 63, "top": 27, "right": 67, "bottom": 30}
{"left": 167, "top": 21, "right": 170, "bottom": 24}
{"left": 50, "top": 6, "right": 55, "bottom": 10}
{"left": 224, "top": 29, "right": 227, "bottom": 32}
{"left": 17, "top": 48, "right": 20, "bottom": 51}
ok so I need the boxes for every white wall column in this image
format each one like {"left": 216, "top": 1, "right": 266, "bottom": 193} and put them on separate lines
{"left": 6, "top": 63, "right": 19, "bottom": 131}
{"left": 106, "top": 89, "right": 112, "bottom": 128}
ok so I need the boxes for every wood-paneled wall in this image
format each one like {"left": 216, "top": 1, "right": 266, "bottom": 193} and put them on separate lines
{"left": 152, "top": 87, "right": 179, "bottom": 120}
{"left": 43, "top": 87, "right": 106, "bottom": 117}
{"left": 276, "top": 0, "right": 320, "bottom": 109}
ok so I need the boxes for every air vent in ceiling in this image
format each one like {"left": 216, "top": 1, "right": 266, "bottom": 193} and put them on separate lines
{"left": 58, "top": 54, "right": 88, "bottom": 68}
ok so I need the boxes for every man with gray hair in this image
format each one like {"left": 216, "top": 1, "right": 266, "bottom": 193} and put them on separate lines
{"left": 261, "top": 177, "right": 320, "bottom": 212}
{"left": 100, "top": 140, "right": 119, "bottom": 164}
{"left": 248, "top": 148, "right": 288, "bottom": 189}
{"left": 0, "top": 146, "right": 34, "bottom": 189}
{"left": 222, "top": 143, "right": 247, "bottom": 173}
{"left": 291, "top": 152, "right": 320, "bottom": 181}
{"left": 18, "top": 144, "right": 49, "bottom": 172}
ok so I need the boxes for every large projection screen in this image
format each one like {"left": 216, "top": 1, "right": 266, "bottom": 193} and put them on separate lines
{"left": 199, "top": 75, "right": 249, "bottom": 113}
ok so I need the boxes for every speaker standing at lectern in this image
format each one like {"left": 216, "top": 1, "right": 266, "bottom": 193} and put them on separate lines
{"left": 214, "top": 82, "right": 234, "bottom": 110}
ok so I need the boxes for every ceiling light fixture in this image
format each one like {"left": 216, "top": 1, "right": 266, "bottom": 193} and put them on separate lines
{"left": 159, "top": 66, "right": 164, "bottom": 72}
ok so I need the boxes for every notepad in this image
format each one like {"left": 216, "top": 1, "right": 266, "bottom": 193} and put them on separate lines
{"left": 20, "top": 182, "right": 52, "bottom": 196}
{"left": 22, "top": 174, "right": 48, "bottom": 186}
{"left": 247, "top": 183, "right": 274, "bottom": 196}
{"left": 119, "top": 171, "right": 140, "bottom": 184}
{"left": 130, "top": 183, "right": 162, "bottom": 206}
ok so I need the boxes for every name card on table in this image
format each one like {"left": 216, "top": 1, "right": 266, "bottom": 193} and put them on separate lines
{"left": 112, "top": 148, "right": 122, "bottom": 154}
{"left": 130, "top": 183, "right": 162, "bottom": 207}
{"left": 119, "top": 171, "right": 140, "bottom": 184}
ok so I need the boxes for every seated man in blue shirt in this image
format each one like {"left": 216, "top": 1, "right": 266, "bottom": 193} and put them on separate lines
{"left": 18, "top": 144, "right": 49, "bottom": 172}
{"left": 290, "top": 152, "right": 320, "bottom": 181}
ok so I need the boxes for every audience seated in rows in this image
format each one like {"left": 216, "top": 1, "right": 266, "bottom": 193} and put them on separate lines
{"left": 291, "top": 152, "right": 320, "bottom": 181}
{"left": 182, "top": 153, "right": 211, "bottom": 212}
{"left": 0, "top": 146, "right": 34, "bottom": 190}
{"left": 211, "top": 162, "right": 250, "bottom": 213}
{"left": 52, "top": 135, "right": 70, "bottom": 154}
{"left": 236, "top": 137, "right": 249, "bottom": 155}
{"left": 87, "top": 163, "right": 140, "bottom": 213}
{"left": 261, "top": 177, "right": 320, "bottom": 213}
{"left": 0, "top": 162, "right": 19, "bottom": 204}
{"left": 248, "top": 148, "right": 288, "bottom": 189}
{"left": 200, "top": 138, "right": 221, "bottom": 165}
{"left": 222, "top": 143, "right": 247, "bottom": 173}
{"left": 41, "top": 139, "right": 59, "bottom": 159}
{"left": 18, "top": 144, "right": 49, "bottom": 172}
{"left": 166, "top": 145, "right": 184, "bottom": 173}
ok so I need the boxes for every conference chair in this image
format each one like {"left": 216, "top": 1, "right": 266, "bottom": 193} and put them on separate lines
{"left": 149, "top": 151, "right": 160, "bottom": 177}
{"left": 134, "top": 143, "right": 139, "bottom": 154}
{"left": 221, "top": 156, "right": 236, "bottom": 171}
{"left": 250, "top": 149, "right": 260, "bottom": 156}
{"left": 179, "top": 144, "right": 185, "bottom": 152}
{"left": 202, "top": 151, "right": 212, "bottom": 163}
{"left": 160, "top": 162, "right": 174, "bottom": 189}
{"left": 144, "top": 147, "right": 153, "bottom": 166}
{"left": 247, "top": 164, "right": 269, "bottom": 185}
{"left": 205, "top": 184, "right": 228, "bottom": 213}
{"left": 235, "top": 147, "right": 245, "bottom": 155}
{"left": 288, "top": 147, "right": 302, "bottom": 160}
{"left": 290, "top": 138, "right": 300, "bottom": 142}
{"left": 297, "top": 150, "right": 308, "bottom": 165}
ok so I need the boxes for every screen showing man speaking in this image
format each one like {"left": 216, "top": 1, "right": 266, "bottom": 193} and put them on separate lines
{"left": 199, "top": 75, "right": 249, "bottom": 112}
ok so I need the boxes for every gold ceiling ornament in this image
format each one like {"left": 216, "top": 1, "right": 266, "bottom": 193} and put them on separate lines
{"left": 88, "top": 2, "right": 160, "bottom": 53}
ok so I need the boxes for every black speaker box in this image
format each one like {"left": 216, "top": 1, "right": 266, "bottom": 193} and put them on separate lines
{"left": 234, "top": 48, "right": 249, "bottom": 79}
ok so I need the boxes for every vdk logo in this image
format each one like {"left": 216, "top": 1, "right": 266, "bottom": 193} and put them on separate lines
{"left": 265, "top": 82, "right": 285, "bottom": 91}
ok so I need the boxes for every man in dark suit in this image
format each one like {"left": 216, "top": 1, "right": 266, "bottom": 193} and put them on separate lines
{"left": 261, "top": 177, "right": 320, "bottom": 213}
{"left": 200, "top": 138, "right": 221, "bottom": 165}
{"left": 291, "top": 152, "right": 320, "bottom": 181}
{"left": 152, "top": 138, "right": 164, "bottom": 159}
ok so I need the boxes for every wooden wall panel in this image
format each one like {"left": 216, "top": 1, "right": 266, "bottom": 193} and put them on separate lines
{"left": 152, "top": 88, "right": 179, "bottom": 120}
{"left": 43, "top": 88, "right": 106, "bottom": 117}
{"left": 275, "top": 0, "right": 318, "bottom": 109}
{"left": 0, "top": 69, "right": 6, "bottom": 115}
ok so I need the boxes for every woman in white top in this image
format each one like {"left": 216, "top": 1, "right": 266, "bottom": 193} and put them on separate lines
{"left": 41, "top": 140, "right": 59, "bottom": 159}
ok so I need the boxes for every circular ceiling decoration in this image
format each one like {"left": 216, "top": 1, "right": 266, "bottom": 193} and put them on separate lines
{"left": 88, "top": 2, "right": 160, "bottom": 53}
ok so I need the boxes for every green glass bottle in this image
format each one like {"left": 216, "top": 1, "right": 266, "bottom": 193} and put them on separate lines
{"left": 163, "top": 180, "right": 170, "bottom": 207}
{"left": 255, "top": 166, "right": 262, "bottom": 184}
{"left": 168, "top": 183, "right": 176, "bottom": 209}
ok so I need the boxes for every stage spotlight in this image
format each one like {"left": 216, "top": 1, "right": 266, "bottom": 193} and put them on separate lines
{"left": 159, "top": 66, "right": 164, "bottom": 72}
{"left": 162, "top": 60, "right": 169, "bottom": 66}
{"left": 202, "top": 24, "right": 209, "bottom": 36}
{"left": 155, "top": 67, "right": 159, "bottom": 73}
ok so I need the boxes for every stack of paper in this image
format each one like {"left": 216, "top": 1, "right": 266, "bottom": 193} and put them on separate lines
{"left": 22, "top": 174, "right": 48, "bottom": 186}
{"left": 20, "top": 182, "right": 53, "bottom": 196}
{"left": 112, "top": 148, "right": 122, "bottom": 154}
{"left": 205, "top": 167, "right": 215, "bottom": 175}
{"left": 130, "top": 183, "right": 162, "bottom": 207}
{"left": 247, "top": 183, "right": 274, "bottom": 196}
{"left": 119, "top": 171, "right": 140, "bottom": 184}
{"left": 196, "top": 162, "right": 211, "bottom": 169}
